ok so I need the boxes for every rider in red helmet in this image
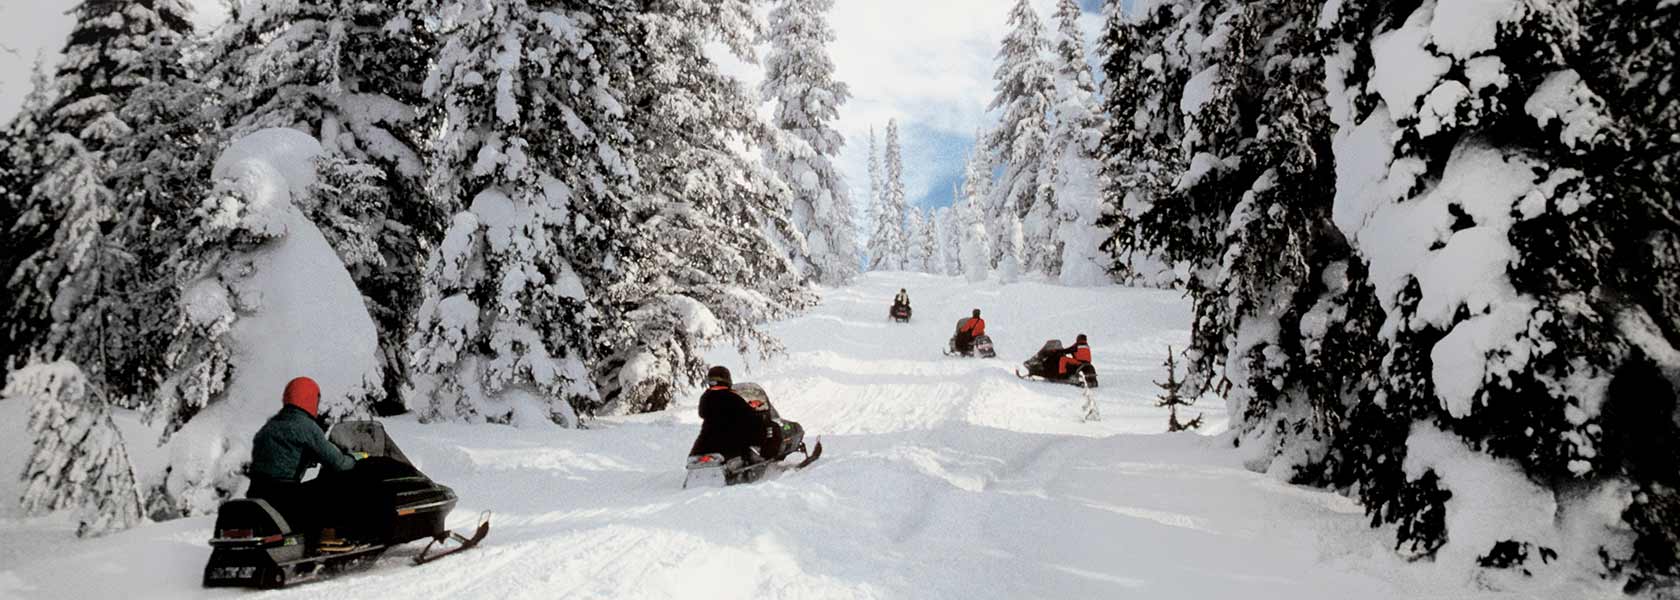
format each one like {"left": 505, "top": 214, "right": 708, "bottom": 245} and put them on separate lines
{"left": 247, "top": 377, "right": 362, "bottom": 548}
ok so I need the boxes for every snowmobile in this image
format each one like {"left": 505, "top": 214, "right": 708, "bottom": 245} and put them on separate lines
{"left": 1016, "top": 339, "right": 1099, "bottom": 388}
{"left": 202, "top": 421, "right": 489, "bottom": 589}
{"left": 684, "top": 383, "right": 822, "bottom": 488}
{"left": 944, "top": 318, "right": 996, "bottom": 358}
{"left": 889, "top": 303, "right": 912, "bottom": 323}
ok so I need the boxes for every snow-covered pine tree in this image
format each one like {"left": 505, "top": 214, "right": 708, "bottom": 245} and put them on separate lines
{"left": 1316, "top": 0, "right": 1680, "bottom": 586}
{"left": 9, "top": 361, "right": 144, "bottom": 537}
{"left": 0, "top": 71, "right": 53, "bottom": 375}
{"left": 867, "top": 120, "right": 909, "bottom": 270}
{"left": 958, "top": 147, "right": 994, "bottom": 282}
{"left": 1570, "top": 5, "right": 1680, "bottom": 588}
{"left": 864, "top": 127, "right": 887, "bottom": 269}
{"left": 1093, "top": 0, "right": 1381, "bottom": 513}
{"left": 4, "top": 0, "right": 200, "bottom": 410}
{"left": 595, "top": 0, "right": 815, "bottom": 415}
{"left": 761, "top": 0, "right": 858, "bottom": 286}
{"left": 986, "top": 0, "right": 1057, "bottom": 277}
{"left": 1044, "top": 0, "right": 1106, "bottom": 286}
{"left": 957, "top": 195, "right": 991, "bottom": 283}
{"left": 408, "top": 0, "right": 641, "bottom": 425}
{"left": 997, "top": 213, "right": 1025, "bottom": 284}
{"left": 936, "top": 203, "right": 960, "bottom": 276}
{"left": 205, "top": 0, "right": 447, "bottom": 410}
{"left": 1094, "top": 0, "right": 1183, "bottom": 287}
{"left": 905, "top": 207, "right": 930, "bottom": 273}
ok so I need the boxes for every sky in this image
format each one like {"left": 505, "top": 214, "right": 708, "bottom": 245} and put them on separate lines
{"left": 0, "top": 0, "right": 1108, "bottom": 216}
{"left": 816, "top": 0, "right": 1106, "bottom": 213}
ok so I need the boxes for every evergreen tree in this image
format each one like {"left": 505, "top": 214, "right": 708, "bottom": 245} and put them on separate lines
{"left": 599, "top": 0, "right": 815, "bottom": 415}
{"left": 997, "top": 213, "right": 1025, "bottom": 283}
{"left": 408, "top": 0, "right": 641, "bottom": 425}
{"left": 958, "top": 194, "right": 991, "bottom": 283}
{"left": 1315, "top": 0, "right": 1680, "bottom": 583}
{"left": 3, "top": 0, "right": 198, "bottom": 408}
{"left": 935, "top": 202, "right": 960, "bottom": 276}
{"left": 958, "top": 147, "right": 994, "bottom": 281}
{"left": 867, "top": 120, "right": 908, "bottom": 270}
{"left": 1092, "top": 0, "right": 1680, "bottom": 586}
{"left": 986, "top": 0, "right": 1057, "bottom": 276}
{"left": 1094, "top": 0, "right": 1182, "bottom": 287}
{"left": 905, "top": 206, "right": 930, "bottom": 273}
{"left": 1045, "top": 0, "right": 1106, "bottom": 286}
{"left": 205, "top": 0, "right": 447, "bottom": 410}
{"left": 1153, "top": 347, "right": 1201, "bottom": 432}
{"left": 761, "top": 0, "right": 858, "bottom": 286}
{"left": 11, "top": 362, "right": 144, "bottom": 538}
{"left": 0, "top": 71, "right": 54, "bottom": 375}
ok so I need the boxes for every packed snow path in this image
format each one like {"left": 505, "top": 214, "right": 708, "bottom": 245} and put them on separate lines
{"left": 1, "top": 274, "right": 1519, "bottom": 599}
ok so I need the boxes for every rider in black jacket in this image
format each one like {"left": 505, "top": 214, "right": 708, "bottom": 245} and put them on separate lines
{"left": 689, "top": 366, "right": 762, "bottom": 462}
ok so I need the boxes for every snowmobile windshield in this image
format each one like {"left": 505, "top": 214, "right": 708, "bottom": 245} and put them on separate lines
{"left": 733, "top": 382, "right": 771, "bottom": 409}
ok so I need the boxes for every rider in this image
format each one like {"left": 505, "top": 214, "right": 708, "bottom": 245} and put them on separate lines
{"left": 247, "top": 377, "right": 364, "bottom": 547}
{"left": 954, "top": 309, "right": 986, "bottom": 354}
{"left": 690, "top": 366, "right": 763, "bottom": 462}
{"left": 892, "top": 289, "right": 911, "bottom": 316}
{"left": 1057, "top": 334, "right": 1093, "bottom": 376}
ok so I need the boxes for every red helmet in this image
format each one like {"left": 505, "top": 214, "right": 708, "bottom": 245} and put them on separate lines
{"left": 283, "top": 377, "right": 321, "bottom": 417}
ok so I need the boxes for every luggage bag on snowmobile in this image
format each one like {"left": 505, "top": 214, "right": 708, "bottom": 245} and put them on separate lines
{"left": 202, "top": 421, "right": 480, "bottom": 589}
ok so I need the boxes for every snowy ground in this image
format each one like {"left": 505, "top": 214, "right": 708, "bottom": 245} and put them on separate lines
{"left": 0, "top": 273, "right": 1568, "bottom": 598}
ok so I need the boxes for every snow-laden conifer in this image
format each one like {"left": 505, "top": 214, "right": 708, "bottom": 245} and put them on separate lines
{"left": 761, "top": 0, "right": 858, "bottom": 286}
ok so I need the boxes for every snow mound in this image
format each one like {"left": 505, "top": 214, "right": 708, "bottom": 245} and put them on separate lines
{"left": 159, "top": 128, "right": 383, "bottom": 515}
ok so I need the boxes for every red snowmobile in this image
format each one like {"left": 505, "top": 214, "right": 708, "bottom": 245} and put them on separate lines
{"left": 202, "top": 421, "right": 488, "bottom": 589}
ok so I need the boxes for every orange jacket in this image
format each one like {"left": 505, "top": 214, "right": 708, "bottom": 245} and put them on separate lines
{"left": 960, "top": 317, "right": 986, "bottom": 337}
{"left": 1067, "top": 342, "right": 1091, "bottom": 363}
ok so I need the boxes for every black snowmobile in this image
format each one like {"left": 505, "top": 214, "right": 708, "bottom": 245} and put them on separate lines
{"left": 1017, "top": 339, "right": 1099, "bottom": 388}
{"left": 889, "top": 303, "right": 912, "bottom": 323}
{"left": 684, "top": 383, "right": 822, "bottom": 488}
{"left": 944, "top": 318, "right": 996, "bottom": 358}
{"left": 202, "top": 421, "right": 488, "bottom": 589}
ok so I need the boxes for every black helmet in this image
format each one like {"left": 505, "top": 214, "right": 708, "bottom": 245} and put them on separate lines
{"left": 705, "top": 366, "right": 732, "bottom": 387}
{"left": 1077, "top": 334, "right": 1088, "bottom": 343}
{"left": 972, "top": 309, "right": 981, "bottom": 318}
{"left": 900, "top": 288, "right": 906, "bottom": 292}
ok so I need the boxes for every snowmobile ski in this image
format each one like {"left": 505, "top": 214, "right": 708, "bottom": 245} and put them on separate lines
{"left": 413, "top": 512, "right": 491, "bottom": 565}
{"left": 793, "top": 439, "right": 823, "bottom": 469}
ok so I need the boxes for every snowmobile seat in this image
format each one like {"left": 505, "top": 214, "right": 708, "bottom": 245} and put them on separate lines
{"left": 208, "top": 498, "right": 296, "bottom": 548}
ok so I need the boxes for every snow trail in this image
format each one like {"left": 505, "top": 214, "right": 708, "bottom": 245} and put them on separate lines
{"left": 0, "top": 273, "right": 1531, "bottom": 598}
